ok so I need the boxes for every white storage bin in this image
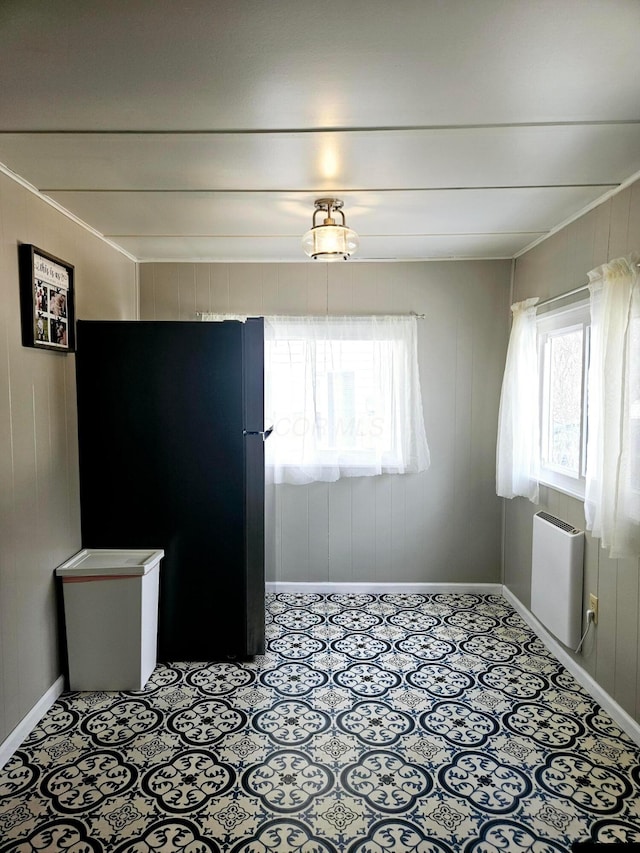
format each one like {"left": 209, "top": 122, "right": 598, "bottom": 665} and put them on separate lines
{"left": 56, "top": 548, "right": 164, "bottom": 691}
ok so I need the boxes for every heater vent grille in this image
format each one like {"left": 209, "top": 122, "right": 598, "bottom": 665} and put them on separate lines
{"left": 537, "top": 510, "right": 580, "bottom": 535}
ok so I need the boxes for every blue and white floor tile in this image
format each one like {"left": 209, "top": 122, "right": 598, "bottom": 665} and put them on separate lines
{"left": 2, "top": 592, "right": 640, "bottom": 851}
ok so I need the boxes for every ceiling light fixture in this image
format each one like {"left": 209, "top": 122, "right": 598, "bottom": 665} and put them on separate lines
{"left": 302, "top": 198, "right": 359, "bottom": 261}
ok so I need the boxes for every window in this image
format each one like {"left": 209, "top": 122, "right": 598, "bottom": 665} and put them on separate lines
{"left": 497, "top": 255, "right": 640, "bottom": 556}
{"left": 265, "top": 315, "right": 430, "bottom": 485}
{"left": 536, "top": 301, "right": 590, "bottom": 499}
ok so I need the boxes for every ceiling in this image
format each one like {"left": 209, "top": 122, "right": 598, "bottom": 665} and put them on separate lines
{"left": 1, "top": 0, "right": 639, "bottom": 263}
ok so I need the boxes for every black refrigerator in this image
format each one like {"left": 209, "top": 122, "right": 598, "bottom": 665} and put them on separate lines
{"left": 74, "top": 319, "right": 266, "bottom": 661}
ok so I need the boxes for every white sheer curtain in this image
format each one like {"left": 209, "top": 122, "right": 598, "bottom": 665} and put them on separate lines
{"left": 265, "top": 315, "right": 430, "bottom": 485}
{"left": 584, "top": 253, "right": 640, "bottom": 558}
{"left": 496, "top": 298, "right": 540, "bottom": 503}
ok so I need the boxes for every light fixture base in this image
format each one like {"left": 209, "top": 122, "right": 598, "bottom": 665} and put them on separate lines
{"left": 314, "top": 197, "right": 344, "bottom": 211}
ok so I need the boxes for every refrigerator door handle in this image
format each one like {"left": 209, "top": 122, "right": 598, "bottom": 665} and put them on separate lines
{"left": 244, "top": 426, "right": 274, "bottom": 441}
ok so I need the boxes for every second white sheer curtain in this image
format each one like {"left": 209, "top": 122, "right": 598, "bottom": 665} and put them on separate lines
{"left": 496, "top": 298, "right": 540, "bottom": 503}
{"left": 585, "top": 254, "right": 640, "bottom": 558}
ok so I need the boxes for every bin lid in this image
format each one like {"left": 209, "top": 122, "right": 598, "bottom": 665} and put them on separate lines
{"left": 55, "top": 549, "right": 164, "bottom": 577}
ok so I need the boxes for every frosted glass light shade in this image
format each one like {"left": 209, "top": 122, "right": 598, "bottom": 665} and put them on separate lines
{"left": 302, "top": 224, "right": 359, "bottom": 261}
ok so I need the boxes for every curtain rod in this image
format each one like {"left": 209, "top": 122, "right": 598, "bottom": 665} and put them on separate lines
{"left": 536, "top": 259, "right": 640, "bottom": 310}
{"left": 535, "top": 284, "right": 589, "bottom": 309}
{"left": 195, "top": 311, "right": 427, "bottom": 319}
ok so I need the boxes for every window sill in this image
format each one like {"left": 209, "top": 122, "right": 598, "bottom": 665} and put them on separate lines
{"left": 538, "top": 476, "right": 585, "bottom": 502}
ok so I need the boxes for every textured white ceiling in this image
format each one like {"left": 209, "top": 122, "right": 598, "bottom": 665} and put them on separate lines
{"left": 0, "top": 0, "right": 638, "bottom": 262}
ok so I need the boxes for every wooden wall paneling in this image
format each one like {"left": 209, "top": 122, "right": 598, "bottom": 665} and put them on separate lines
{"left": 374, "top": 264, "right": 396, "bottom": 312}
{"left": 466, "top": 504, "right": 501, "bottom": 584}
{"left": 5, "top": 175, "right": 29, "bottom": 255}
{"left": 608, "top": 187, "right": 632, "bottom": 259}
{"left": 11, "top": 357, "right": 39, "bottom": 721}
{"left": 467, "top": 265, "right": 508, "bottom": 581}
{"left": 139, "top": 265, "right": 156, "bottom": 319}
{"left": 229, "top": 264, "right": 261, "bottom": 315}
{"left": 33, "top": 370, "right": 53, "bottom": 566}
{"left": 567, "top": 208, "right": 597, "bottom": 290}
{"left": 514, "top": 231, "right": 565, "bottom": 303}
{"left": 210, "top": 264, "right": 230, "bottom": 311}
{"left": 591, "top": 199, "right": 612, "bottom": 270}
{"left": 584, "top": 204, "right": 609, "bottom": 274}
{"left": 615, "top": 556, "right": 639, "bottom": 716}
{"left": 541, "top": 229, "right": 571, "bottom": 299}
{"left": 579, "top": 533, "right": 599, "bottom": 677}
{"left": 152, "top": 263, "right": 179, "bottom": 319}
{"left": 178, "top": 264, "right": 196, "bottom": 320}
{"left": 305, "top": 263, "right": 328, "bottom": 316}
{"left": 328, "top": 478, "right": 352, "bottom": 582}
{"left": 453, "top": 299, "right": 474, "bottom": 572}
{"left": 503, "top": 497, "right": 536, "bottom": 608}
{"left": 307, "top": 482, "right": 330, "bottom": 581}
{"left": 272, "top": 487, "right": 283, "bottom": 583}
{"left": 414, "top": 277, "right": 459, "bottom": 579}
{"left": 260, "top": 264, "right": 280, "bottom": 315}
{"left": 419, "top": 482, "right": 453, "bottom": 580}
{"left": 0, "top": 546, "right": 19, "bottom": 731}
{"left": 393, "top": 263, "right": 413, "bottom": 314}
{"left": 194, "top": 265, "right": 211, "bottom": 316}
{"left": 389, "top": 474, "right": 407, "bottom": 580}
{"left": 564, "top": 497, "right": 597, "bottom": 676}
{"left": 544, "top": 486, "right": 564, "bottom": 521}
{"left": 327, "top": 265, "right": 354, "bottom": 315}
{"left": 373, "top": 475, "right": 393, "bottom": 582}
{"left": 63, "top": 355, "right": 81, "bottom": 545}
{"left": 350, "top": 476, "right": 377, "bottom": 582}
{"left": 275, "top": 264, "right": 308, "bottom": 314}
{"left": 350, "top": 264, "right": 376, "bottom": 314}
{"left": 512, "top": 253, "right": 538, "bottom": 304}
{"left": 47, "top": 364, "right": 72, "bottom": 566}
{"left": 419, "top": 477, "right": 438, "bottom": 580}
{"left": 595, "top": 551, "right": 617, "bottom": 699}
{"left": 278, "top": 485, "right": 310, "bottom": 582}
{"left": 402, "top": 473, "right": 428, "bottom": 582}
{"left": 406, "top": 263, "right": 431, "bottom": 315}
{"left": 74, "top": 238, "right": 135, "bottom": 321}
{"left": 26, "top": 367, "right": 58, "bottom": 702}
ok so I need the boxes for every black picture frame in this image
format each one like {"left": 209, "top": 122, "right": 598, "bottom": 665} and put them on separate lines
{"left": 19, "top": 244, "right": 75, "bottom": 353}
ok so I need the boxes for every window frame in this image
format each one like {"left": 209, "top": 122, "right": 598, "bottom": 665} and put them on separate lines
{"left": 536, "top": 299, "right": 591, "bottom": 500}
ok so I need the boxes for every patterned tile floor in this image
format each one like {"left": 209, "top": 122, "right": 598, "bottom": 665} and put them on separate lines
{"left": 2, "top": 592, "right": 640, "bottom": 852}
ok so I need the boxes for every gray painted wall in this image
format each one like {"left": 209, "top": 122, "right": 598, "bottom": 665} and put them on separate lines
{"left": 140, "top": 260, "right": 511, "bottom": 585}
{"left": 505, "top": 178, "right": 640, "bottom": 721}
{"left": 0, "top": 171, "right": 137, "bottom": 749}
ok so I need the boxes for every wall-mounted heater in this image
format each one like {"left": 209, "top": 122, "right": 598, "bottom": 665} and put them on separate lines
{"left": 531, "top": 511, "right": 585, "bottom": 648}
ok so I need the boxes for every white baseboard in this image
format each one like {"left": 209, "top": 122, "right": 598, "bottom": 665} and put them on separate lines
{"left": 0, "top": 676, "right": 65, "bottom": 770}
{"left": 266, "top": 581, "right": 503, "bottom": 595}
{"left": 502, "top": 586, "right": 640, "bottom": 747}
